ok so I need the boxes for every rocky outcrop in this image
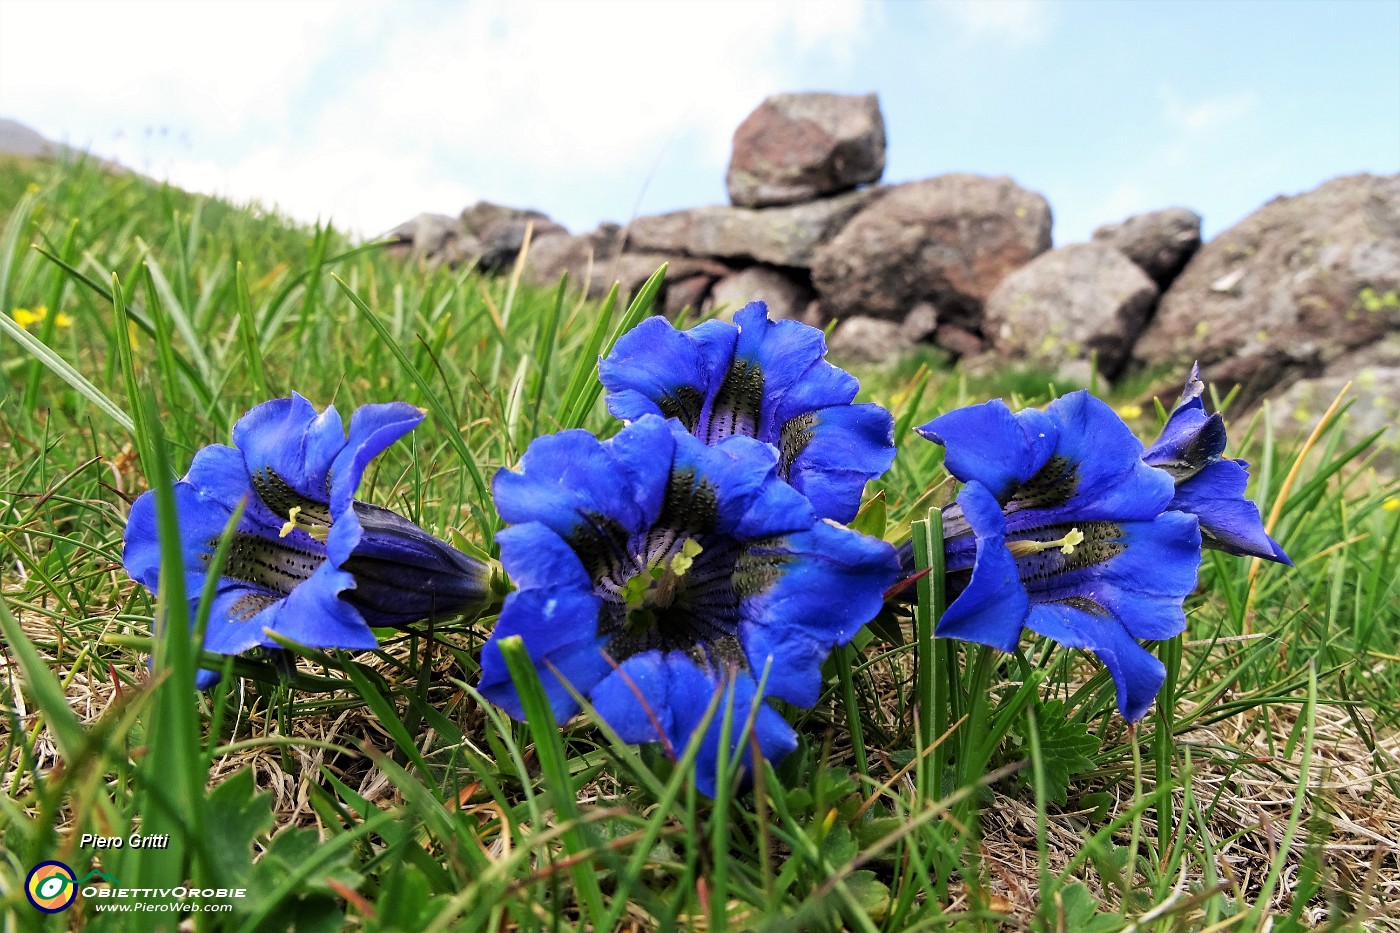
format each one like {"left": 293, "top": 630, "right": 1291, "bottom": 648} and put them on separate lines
{"left": 385, "top": 213, "right": 460, "bottom": 255}
{"left": 385, "top": 203, "right": 566, "bottom": 272}
{"left": 460, "top": 201, "right": 568, "bottom": 272}
{"left": 726, "top": 93, "right": 885, "bottom": 208}
{"left": 707, "top": 266, "right": 815, "bottom": 323}
{"left": 811, "top": 174, "right": 1053, "bottom": 329}
{"left": 985, "top": 243, "right": 1157, "bottom": 379}
{"left": 1092, "top": 207, "right": 1201, "bottom": 288}
{"left": 380, "top": 95, "right": 1397, "bottom": 442}
{"left": 1134, "top": 174, "right": 1400, "bottom": 408}
{"left": 625, "top": 188, "right": 877, "bottom": 268}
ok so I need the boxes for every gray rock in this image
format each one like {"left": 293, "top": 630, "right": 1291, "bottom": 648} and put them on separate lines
{"left": 1269, "top": 362, "right": 1400, "bottom": 468}
{"left": 900, "top": 302, "right": 938, "bottom": 343}
{"left": 985, "top": 243, "right": 1158, "bottom": 380}
{"left": 527, "top": 235, "right": 729, "bottom": 308}
{"left": 663, "top": 273, "right": 717, "bottom": 318}
{"left": 934, "top": 324, "right": 986, "bottom": 358}
{"left": 707, "top": 266, "right": 816, "bottom": 323}
{"left": 1092, "top": 207, "right": 1202, "bottom": 288}
{"left": 384, "top": 212, "right": 464, "bottom": 257}
{"left": 522, "top": 226, "right": 624, "bottom": 296}
{"left": 827, "top": 316, "right": 910, "bottom": 365}
{"left": 1134, "top": 174, "right": 1400, "bottom": 408}
{"left": 460, "top": 200, "right": 553, "bottom": 236}
{"left": 726, "top": 92, "right": 886, "bottom": 208}
{"left": 477, "top": 217, "right": 569, "bottom": 272}
{"left": 811, "top": 174, "right": 1053, "bottom": 327}
{"left": 626, "top": 189, "right": 877, "bottom": 268}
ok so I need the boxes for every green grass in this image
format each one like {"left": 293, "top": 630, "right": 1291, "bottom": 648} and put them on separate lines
{"left": 2, "top": 156, "right": 1398, "bottom": 931}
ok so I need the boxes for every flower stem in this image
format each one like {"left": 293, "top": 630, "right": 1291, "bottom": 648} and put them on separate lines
{"left": 911, "top": 507, "right": 946, "bottom": 806}
{"left": 837, "top": 644, "right": 869, "bottom": 780}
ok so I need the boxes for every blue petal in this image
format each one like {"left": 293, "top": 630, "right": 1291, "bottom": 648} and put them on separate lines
{"left": 200, "top": 582, "right": 284, "bottom": 655}
{"left": 1143, "top": 408, "right": 1227, "bottom": 477}
{"left": 233, "top": 394, "right": 345, "bottom": 504}
{"left": 763, "top": 356, "right": 860, "bottom": 439}
{"left": 122, "top": 489, "right": 165, "bottom": 594}
{"left": 600, "top": 317, "right": 736, "bottom": 429}
{"left": 267, "top": 562, "right": 376, "bottom": 650}
{"left": 1024, "top": 391, "right": 1175, "bottom": 524}
{"left": 732, "top": 302, "right": 851, "bottom": 426}
{"left": 478, "top": 586, "right": 611, "bottom": 721}
{"left": 784, "top": 404, "right": 896, "bottom": 523}
{"left": 340, "top": 503, "right": 490, "bottom": 626}
{"left": 670, "top": 432, "right": 813, "bottom": 539}
{"left": 607, "top": 416, "right": 678, "bottom": 530}
{"left": 1022, "top": 510, "right": 1201, "bottom": 641}
{"left": 1173, "top": 460, "right": 1292, "bottom": 563}
{"left": 1143, "top": 366, "right": 1228, "bottom": 480}
{"left": 493, "top": 424, "right": 661, "bottom": 541}
{"left": 1024, "top": 602, "right": 1166, "bottom": 721}
{"left": 125, "top": 453, "right": 277, "bottom": 601}
{"left": 328, "top": 401, "right": 423, "bottom": 517}
{"left": 588, "top": 650, "right": 797, "bottom": 797}
{"left": 495, "top": 523, "right": 590, "bottom": 590}
{"left": 738, "top": 522, "right": 899, "bottom": 706}
{"left": 935, "top": 482, "right": 1028, "bottom": 652}
{"left": 917, "top": 400, "right": 1057, "bottom": 500}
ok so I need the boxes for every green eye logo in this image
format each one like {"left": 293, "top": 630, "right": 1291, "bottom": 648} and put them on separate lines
{"left": 25, "top": 861, "right": 77, "bottom": 913}
{"left": 25, "top": 863, "right": 120, "bottom": 913}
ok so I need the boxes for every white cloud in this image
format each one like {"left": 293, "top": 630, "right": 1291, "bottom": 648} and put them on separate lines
{"left": 1, "top": 0, "right": 878, "bottom": 236}
{"left": 933, "top": 0, "right": 1055, "bottom": 48}
{"left": 1060, "top": 87, "right": 1261, "bottom": 242}
{"left": 1161, "top": 87, "right": 1258, "bottom": 134}
{"left": 0, "top": 0, "right": 360, "bottom": 139}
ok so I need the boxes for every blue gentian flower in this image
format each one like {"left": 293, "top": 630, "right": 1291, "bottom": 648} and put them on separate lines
{"left": 478, "top": 415, "right": 898, "bottom": 795}
{"left": 916, "top": 392, "right": 1202, "bottom": 721}
{"left": 1143, "top": 364, "right": 1291, "bottom": 564}
{"left": 598, "top": 300, "right": 895, "bottom": 524}
{"left": 123, "top": 395, "right": 489, "bottom": 686}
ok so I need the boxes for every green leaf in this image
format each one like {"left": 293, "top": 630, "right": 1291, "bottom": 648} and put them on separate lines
{"left": 850, "top": 491, "right": 887, "bottom": 539}
{"left": 1022, "top": 700, "right": 1099, "bottom": 806}
{"left": 205, "top": 770, "right": 276, "bottom": 887}
{"left": 1051, "top": 882, "right": 1124, "bottom": 933}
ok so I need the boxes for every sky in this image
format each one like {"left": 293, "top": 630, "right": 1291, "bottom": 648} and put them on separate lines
{"left": 1, "top": 0, "right": 1397, "bottom": 245}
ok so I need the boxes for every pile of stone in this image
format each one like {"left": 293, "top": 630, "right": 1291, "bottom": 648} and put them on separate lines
{"left": 386, "top": 93, "right": 1399, "bottom": 457}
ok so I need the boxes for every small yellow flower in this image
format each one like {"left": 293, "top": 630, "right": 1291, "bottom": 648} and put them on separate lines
{"left": 26, "top": 182, "right": 41, "bottom": 194}
{"left": 1116, "top": 403, "right": 1143, "bottom": 420}
{"left": 11, "top": 306, "right": 72, "bottom": 329}
{"left": 1384, "top": 497, "right": 1399, "bottom": 513}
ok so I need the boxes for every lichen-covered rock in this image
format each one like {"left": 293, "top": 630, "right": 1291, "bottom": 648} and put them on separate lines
{"left": 522, "top": 225, "right": 624, "bottom": 296}
{"left": 626, "top": 189, "right": 877, "bottom": 268}
{"left": 985, "top": 243, "right": 1158, "bottom": 380}
{"left": 384, "top": 212, "right": 464, "bottom": 258}
{"left": 811, "top": 175, "right": 1053, "bottom": 328}
{"left": 1134, "top": 174, "right": 1400, "bottom": 407}
{"left": 726, "top": 92, "right": 885, "bottom": 208}
{"left": 1092, "top": 207, "right": 1201, "bottom": 288}
{"left": 479, "top": 219, "right": 568, "bottom": 271}
{"left": 826, "top": 316, "right": 910, "bottom": 365}
{"left": 707, "top": 266, "right": 816, "bottom": 323}
{"left": 1269, "top": 359, "right": 1400, "bottom": 468}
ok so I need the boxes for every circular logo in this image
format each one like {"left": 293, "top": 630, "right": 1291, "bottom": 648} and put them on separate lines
{"left": 26, "top": 861, "right": 77, "bottom": 913}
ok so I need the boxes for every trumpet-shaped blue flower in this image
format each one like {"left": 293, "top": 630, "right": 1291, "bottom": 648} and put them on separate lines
{"left": 123, "top": 395, "right": 489, "bottom": 686}
{"left": 598, "top": 300, "right": 895, "bottom": 523}
{"left": 1143, "top": 364, "right": 1291, "bottom": 564}
{"left": 479, "top": 415, "right": 898, "bottom": 795}
{"left": 917, "top": 392, "right": 1202, "bottom": 721}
